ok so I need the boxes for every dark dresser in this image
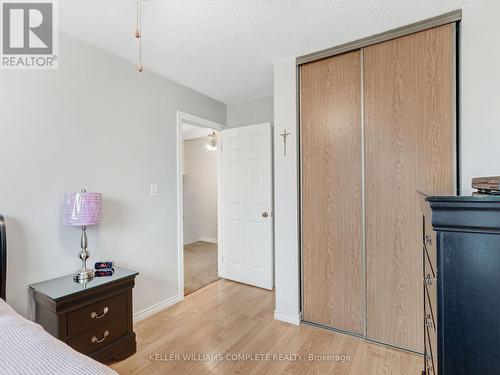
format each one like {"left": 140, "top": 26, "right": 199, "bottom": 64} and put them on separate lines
{"left": 421, "top": 194, "right": 500, "bottom": 375}
{"left": 29, "top": 267, "right": 138, "bottom": 363}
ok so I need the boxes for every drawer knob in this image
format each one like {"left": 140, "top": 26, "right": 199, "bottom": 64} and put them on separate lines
{"left": 424, "top": 274, "right": 433, "bottom": 286}
{"left": 427, "top": 359, "right": 434, "bottom": 374}
{"left": 425, "top": 314, "right": 434, "bottom": 329}
{"left": 425, "top": 235, "right": 433, "bottom": 246}
{"left": 91, "top": 330, "right": 109, "bottom": 344}
{"left": 91, "top": 306, "right": 109, "bottom": 319}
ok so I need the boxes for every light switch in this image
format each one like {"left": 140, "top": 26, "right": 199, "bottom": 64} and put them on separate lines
{"left": 150, "top": 183, "right": 159, "bottom": 197}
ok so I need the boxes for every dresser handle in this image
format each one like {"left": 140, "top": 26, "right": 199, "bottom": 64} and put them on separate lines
{"left": 91, "top": 307, "right": 109, "bottom": 319}
{"left": 425, "top": 235, "right": 433, "bottom": 246}
{"left": 426, "top": 357, "right": 434, "bottom": 373}
{"left": 91, "top": 330, "right": 109, "bottom": 343}
{"left": 425, "top": 314, "right": 434, "bottom": 329}
{"left": 424, "top": 274, "right": 433, "bottom": 286}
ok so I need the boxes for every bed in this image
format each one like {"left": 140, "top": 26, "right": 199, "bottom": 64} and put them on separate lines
{"left": 0, "top": 215, "right": 118, "bottom": 375}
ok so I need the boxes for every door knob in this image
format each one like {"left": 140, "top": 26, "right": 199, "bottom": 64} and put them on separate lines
{"left": 262, "top": 212, "right": 269, "bottom": 218}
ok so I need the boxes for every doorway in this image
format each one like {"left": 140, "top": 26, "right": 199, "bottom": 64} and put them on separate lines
{"left": 177, "top": 114, "right": 275, "bottom": 301}
{"left": 177, "top": 112, "right": 224, "bottom": 298}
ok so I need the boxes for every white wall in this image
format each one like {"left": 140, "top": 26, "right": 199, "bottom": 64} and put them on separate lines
{"left": 0, "top": 32, "right": 226, "bottom": 317}
{"left": 182, "top": 137, "right": 218, "bottom": 244}
{"left": 227, "top": 96, "right": 274, "bottom": 128}
{"left": 461, "top": 0, "right": 500, "bottom": 194}
{"left": 273, "top": 59, "right": 301, "bottom": 325}
{"left": 273, "top": 0, "right": 500, "bottom": 324}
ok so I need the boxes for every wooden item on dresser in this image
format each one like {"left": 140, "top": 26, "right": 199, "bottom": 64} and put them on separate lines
{"left": 364, "top": 24, "right": 455, "bottom": 352}
{"left": 301, "top": 49, "right": 363, "bottom": 335}
{"left": 421, "top": 194, "right": 500, "bottom": 375}
{"left": 472, "top": 176, "right": 500, "bottom": 194}
{"left": 29, "top": 267, "right": 138, "bottom": 363}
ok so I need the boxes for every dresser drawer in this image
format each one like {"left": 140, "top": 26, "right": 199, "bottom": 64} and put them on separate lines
{"left": 425, "top": 326, "right": 438, "bottom": 375}
{"left": 424, "top": 215, "right": 437, "bottom": 272}
{"left": 68, "top": 315, "right": 128, "bottom": 355}
{"left": 67, "top": 293, "right": 126, "bottom": 336}
{"left": 424, "top": 254, "right": 437, "bottom": 326}
{"left": 425, "top": 295, "right": 437, "bottom": 373}
{"left": 425, "top": 354, "right": 437, "bottom": 375}
{"left": 423, "top": 219, "right": 438, "bottom": 375}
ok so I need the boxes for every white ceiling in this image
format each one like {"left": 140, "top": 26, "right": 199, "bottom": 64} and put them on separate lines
{"left": 59, "top": 0, "right": 476, "bottom": 104}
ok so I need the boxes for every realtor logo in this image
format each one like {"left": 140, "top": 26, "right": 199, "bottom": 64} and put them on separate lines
{"left": 1, "top": 0, "right": 58, "bottom": 69}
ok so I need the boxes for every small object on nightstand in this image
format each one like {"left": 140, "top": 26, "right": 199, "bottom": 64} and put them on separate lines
{"left": 95, "top": 261, "right": 114, "bottom": 269}
{"left": 95, "top": 268, "right": 115, "bottom": 277}
{"left": 29, "top": 267, "right": 138, "bottom": 363}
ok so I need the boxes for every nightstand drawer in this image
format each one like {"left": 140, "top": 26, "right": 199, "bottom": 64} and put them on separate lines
{"left": 67, "top": 293, "right": 126, "bottom": 336}
{"left": 68, "top": 315, "right": 128, "bottom": 355}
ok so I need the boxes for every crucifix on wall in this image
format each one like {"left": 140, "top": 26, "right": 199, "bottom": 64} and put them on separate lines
{"left": 280, "top": 129, "right": 292, "bottom": 156}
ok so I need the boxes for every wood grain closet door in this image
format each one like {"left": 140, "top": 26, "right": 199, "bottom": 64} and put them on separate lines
{"left": 301, "top": 50, "right": 363, "bottom": 334}
{"left": 364, "top": 24, "right": 455, "bottom": 352}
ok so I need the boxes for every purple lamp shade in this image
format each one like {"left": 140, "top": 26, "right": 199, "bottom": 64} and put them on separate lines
{"left": 64, "top": 192, "right": 102, "bottom": 226}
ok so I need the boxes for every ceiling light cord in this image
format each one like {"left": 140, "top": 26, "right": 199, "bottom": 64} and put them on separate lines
{"left": 136, "top": 0, "right": 143, "bottom": 72}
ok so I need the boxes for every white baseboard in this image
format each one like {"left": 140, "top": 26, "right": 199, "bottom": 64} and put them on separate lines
{"left": 274, "top": 310, "right": 301, "bottom": 326}
{"left": 134, "top": 294, "right": 181, "bottom": 323}
{"left": 200, "top": 236, "right": 218, "bottom": 244}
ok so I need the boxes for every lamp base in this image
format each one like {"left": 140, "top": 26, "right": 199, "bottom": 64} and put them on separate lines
{"left": 74, "top": 269, "right": 95, "bottom": 283}
{"left": 74, "top": 226, "right": 95, "bottom": 283}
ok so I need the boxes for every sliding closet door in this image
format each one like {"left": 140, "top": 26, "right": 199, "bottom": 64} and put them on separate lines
{"left": 364, "top": 24, "right": 455, "bottom": 351}
{"left": 301, "top": 51, "right": 363, "bottom": 334}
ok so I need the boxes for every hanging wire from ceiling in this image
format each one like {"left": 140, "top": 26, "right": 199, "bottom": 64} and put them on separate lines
{"left": 135, "top": 0, "right": 143, "bottom": 72}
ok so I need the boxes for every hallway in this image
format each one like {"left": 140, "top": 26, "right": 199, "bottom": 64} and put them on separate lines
{"left": 184, "top": 241, "right": 219, "bottom": 295}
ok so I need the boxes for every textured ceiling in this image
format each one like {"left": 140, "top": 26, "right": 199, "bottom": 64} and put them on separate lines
{"left": 59, "top": 0, "right": 477, "bottom": 104}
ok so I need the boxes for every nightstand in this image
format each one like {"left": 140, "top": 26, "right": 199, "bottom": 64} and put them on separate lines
{"left": 29, "top": 267, "right": 138, "bottom": 363}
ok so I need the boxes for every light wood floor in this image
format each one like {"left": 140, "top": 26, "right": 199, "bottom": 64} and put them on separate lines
{"left": 184, "top": 241, "right": 219, "bottom": 295}
{"left": 111, "top": 280, "right": 422, "bottom": 375}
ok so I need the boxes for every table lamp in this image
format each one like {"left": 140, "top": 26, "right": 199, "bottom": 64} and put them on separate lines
{"left": 64, "top": 189, "right": 102, "bottom": 282}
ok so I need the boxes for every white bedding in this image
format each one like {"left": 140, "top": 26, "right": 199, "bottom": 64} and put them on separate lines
{"left": 0, "top": 299, "right": 118, "bottom": 375}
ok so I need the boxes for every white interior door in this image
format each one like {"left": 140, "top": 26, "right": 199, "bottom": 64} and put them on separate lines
{"left": 221, "top": 123, "right": 273, "bottom": 290}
